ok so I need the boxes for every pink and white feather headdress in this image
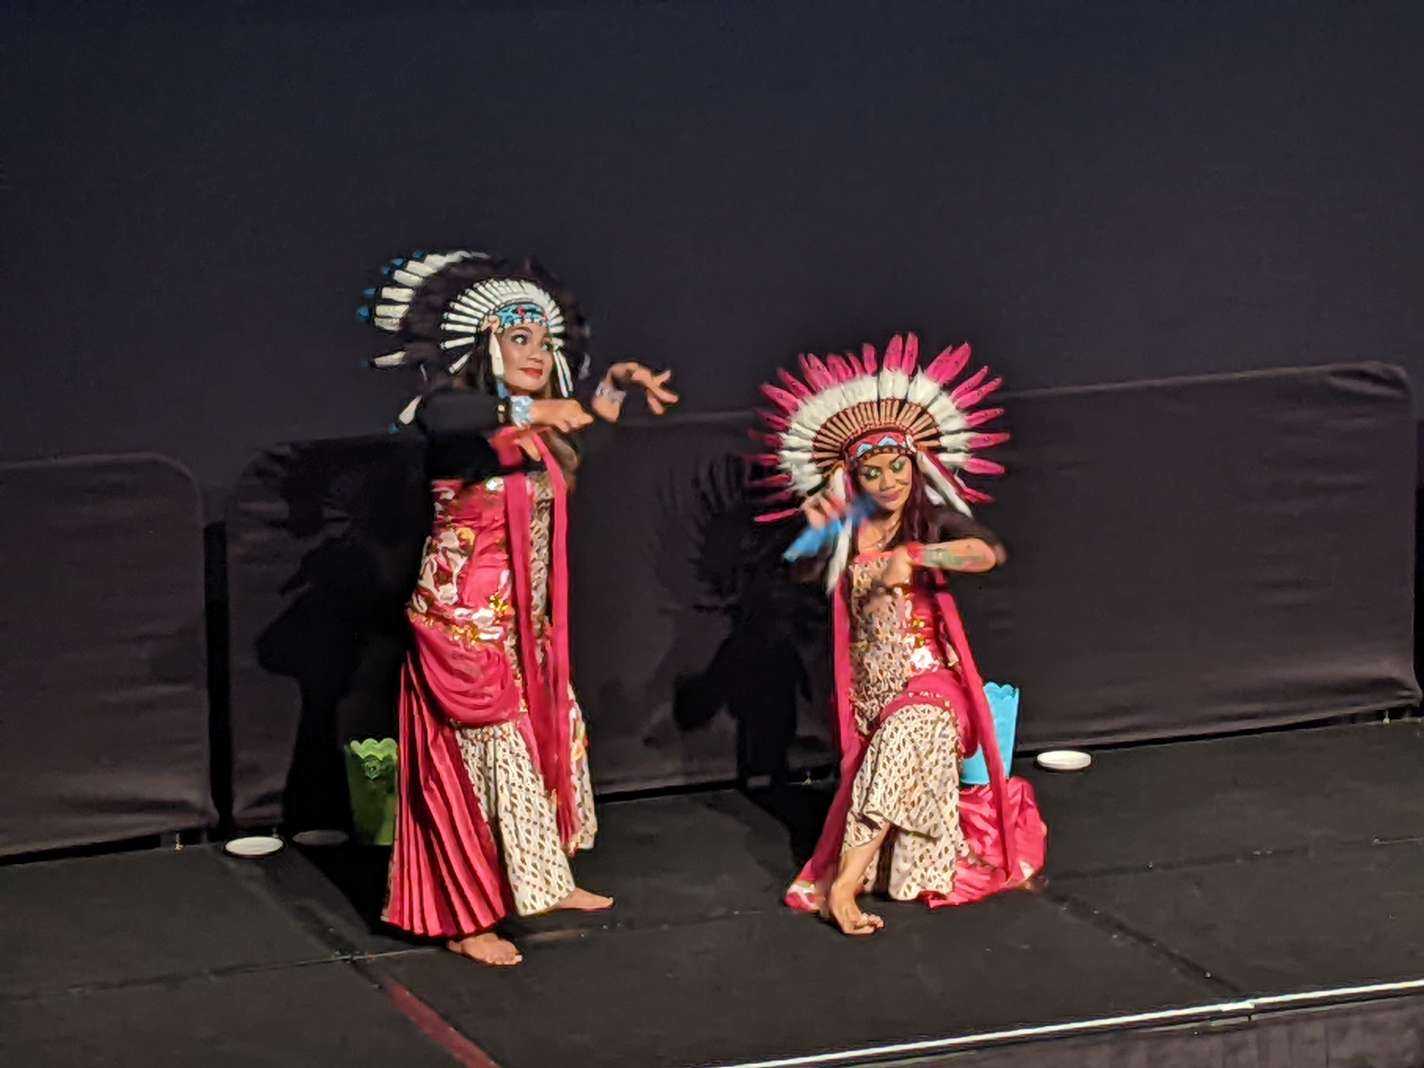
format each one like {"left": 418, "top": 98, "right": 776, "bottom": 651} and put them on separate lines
{"left": 749, "top": 333, "right": 1009, "bottom": 587}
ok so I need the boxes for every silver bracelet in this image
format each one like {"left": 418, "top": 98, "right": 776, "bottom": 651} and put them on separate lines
{"left": 509, "top": 394, "right": 534, "bottom": 428}
{"left": 594, "top": 378, "right": 627, "bottom": 405}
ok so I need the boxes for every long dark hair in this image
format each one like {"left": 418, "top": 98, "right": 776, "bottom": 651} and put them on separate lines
{"left": 896, "top": 468, "right": 941, "bottom": 545}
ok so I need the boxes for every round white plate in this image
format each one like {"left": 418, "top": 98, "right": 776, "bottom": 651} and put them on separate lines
{"left": 1036, "top": 749, "right": 1092, "bottom": 772}
{"left": 224, "top": 835, "right": 285, "bottom": 858}
{"left": 292, "top": 829, "right": 349, "bottom": 848}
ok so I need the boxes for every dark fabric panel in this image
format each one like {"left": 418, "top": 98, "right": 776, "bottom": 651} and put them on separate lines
{"left": 567, "top": 416, "right": 834, "bottom": 790}
{"left": 224, "top": 365, "right": 1418, "bottom": 816}
{"left": 225, "top": 435, "right": 430, "bottom": 828}
{"left": 0, "top": 455, "right": 212, "bottom": 855}
{"left": 964, "top": 362, "right": 1419, "bottom": 746}
{"left": 1415, "top": 417, "right": 1424, "bottom": 691}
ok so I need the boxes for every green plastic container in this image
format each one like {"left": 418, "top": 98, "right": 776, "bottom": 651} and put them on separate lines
{"left": 344, "top": 738, "right": 398, "bottom": 845}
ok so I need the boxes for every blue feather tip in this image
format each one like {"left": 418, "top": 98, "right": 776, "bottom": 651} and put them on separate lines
{"left": 782, "top": 496, "right": 873, "bottom": 562}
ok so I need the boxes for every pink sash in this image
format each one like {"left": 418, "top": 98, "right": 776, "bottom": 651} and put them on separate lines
{"left": 501, "top": 436, "right": 580, "bottom": 849}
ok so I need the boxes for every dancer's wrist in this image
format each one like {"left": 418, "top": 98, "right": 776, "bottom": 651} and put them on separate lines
{"left": 502, "top": 394, "right": 534, "bottom": 428}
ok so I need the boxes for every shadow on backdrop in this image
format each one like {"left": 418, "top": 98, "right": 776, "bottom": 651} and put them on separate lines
{"left": 657, "top": 457, "right": 828, "bottom": 780}
{"left": 653, "top": 455, "right": 840, "bottom": 860}
{"left": 248, "top": 442, "right": 428, "bottom": 833}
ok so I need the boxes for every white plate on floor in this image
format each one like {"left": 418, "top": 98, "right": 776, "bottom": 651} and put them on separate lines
{"left": 224, "top": 835, "right": 285, "bottom": 857}
{"left": 1036, "top": 749, "right": 1092, "bottom": 772}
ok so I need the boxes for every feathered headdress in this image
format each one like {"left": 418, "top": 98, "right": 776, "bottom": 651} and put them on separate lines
{"left": 357, "top": 249, "right": 591, "bottom": 426}
{"left": 749, "top": 332, "right": 1008, "bottom": 588}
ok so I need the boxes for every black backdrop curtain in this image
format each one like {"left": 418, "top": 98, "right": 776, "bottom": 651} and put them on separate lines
{"left": 958, "top": 362, "right": 1418, "bottom": 746}
{"left": 8, "top": 2, "right": 1424, "bottom": 489}
{"left": 225, "top": 363, "right": 1417, "bottom": 828}
{"left": 0, "top": 455, "right": 213, "bottom": 856}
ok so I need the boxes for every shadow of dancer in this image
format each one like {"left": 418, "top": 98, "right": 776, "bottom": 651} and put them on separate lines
{"left": 253, "top": 440, "right": 428, "bottom": 838}
{"left": 654, "top": 456, "right": 830, "bottom": 790}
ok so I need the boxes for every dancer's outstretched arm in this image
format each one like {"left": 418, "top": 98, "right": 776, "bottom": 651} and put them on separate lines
{"left": 417, "top": 389, "right": 594, "bottom": 438}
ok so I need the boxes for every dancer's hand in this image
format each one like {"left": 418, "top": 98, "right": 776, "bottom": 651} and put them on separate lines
{"left": 609, "top": 362, "right": 681, "bottom": 415}
{"left": 802, "top": 494, "right": 840, "bottom": 530}
{"left": 801, "top": 468, "right": 847, "bottom": 529}
{"left": 529, "top": 398, "right": 595, "bottom": 433}
{"left": 488, "top": 427, "right": 544, "bottom": 466}
{"left": 881, "top": 545, "right": 914, "bottom": 586}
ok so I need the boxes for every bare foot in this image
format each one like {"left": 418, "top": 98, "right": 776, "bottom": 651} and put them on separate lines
{"left": 446, "top": 932, "right": 522, "bottom": 966}
{"left": 554, "top": 886, "right": 614, "bottom": 911}
{"left": 822, "top": 881, "right": 884, "bottom": 936}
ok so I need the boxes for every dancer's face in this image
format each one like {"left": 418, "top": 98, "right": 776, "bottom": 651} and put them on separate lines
{"left": 854, "top": 452, "right": 914, "bottom": 515}
{"left": 499, "top": 322, "right": 555, "bottom": 394}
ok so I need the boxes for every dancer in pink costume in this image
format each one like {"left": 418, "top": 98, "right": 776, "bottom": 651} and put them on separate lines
{"left": 751, "top": 333, "right": 1046, "bottom": 935}
{"left": 357, "top": 250, "right": 677, "bottom": 965}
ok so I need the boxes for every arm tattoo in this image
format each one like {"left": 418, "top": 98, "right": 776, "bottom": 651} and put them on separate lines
{"left": 919, "top": 540, "right": 993, "bottom": 572}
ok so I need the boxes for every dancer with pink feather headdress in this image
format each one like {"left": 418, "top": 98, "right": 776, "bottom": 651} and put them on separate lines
{"left": 751, "top": 332, "right": 1047, "bottom": 936}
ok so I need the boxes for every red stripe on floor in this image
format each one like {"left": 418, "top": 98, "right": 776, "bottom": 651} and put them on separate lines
{"left": 377, "top": 971, "right": 502, "bottom": 1068}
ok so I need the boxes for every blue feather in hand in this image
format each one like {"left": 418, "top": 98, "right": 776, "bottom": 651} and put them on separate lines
{"left": 782, "top": 496, "right": 874, "bottom": 561}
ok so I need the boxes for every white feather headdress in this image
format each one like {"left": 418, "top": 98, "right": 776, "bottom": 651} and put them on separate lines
{"left": 357, "top": 249, "right": 582, "bottom": 424}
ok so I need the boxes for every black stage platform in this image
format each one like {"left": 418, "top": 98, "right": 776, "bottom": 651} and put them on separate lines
{"left": 4, "top": 719, "right": 1423, "bottom": 1067}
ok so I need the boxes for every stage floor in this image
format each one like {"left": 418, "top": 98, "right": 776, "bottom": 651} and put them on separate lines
{"left": 3, "top": 719, "right": 1423, "bottom": 1066}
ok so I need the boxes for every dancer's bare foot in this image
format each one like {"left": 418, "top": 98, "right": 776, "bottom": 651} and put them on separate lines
{"left": 446, "top": 932, "right": 522, "bottom": 966}
{"left": 823, "top": 881, "right": 884, "bottom": 936}
{"left": 554, "top": 886, "right": 614, "bottom": 911}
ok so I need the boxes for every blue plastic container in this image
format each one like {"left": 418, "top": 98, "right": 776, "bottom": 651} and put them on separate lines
{"left": 959, "top": 683, "right": 1019, "bottom": 785}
